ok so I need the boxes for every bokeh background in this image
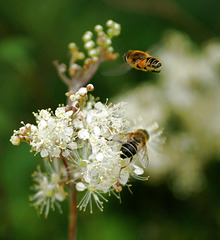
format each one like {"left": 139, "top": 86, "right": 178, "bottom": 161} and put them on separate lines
{"left": 1, "top": 0, "right": 220, "bottom": 239}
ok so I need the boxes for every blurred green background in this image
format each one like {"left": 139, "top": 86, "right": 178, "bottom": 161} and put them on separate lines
{"left": 1, "top": 0, "right": 220, "bottom": 239}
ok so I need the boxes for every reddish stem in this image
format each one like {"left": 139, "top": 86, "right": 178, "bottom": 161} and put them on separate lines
{"left": 61, "top": 155, "right": 77, "bottom": 240}
{"left": 69, "top": 183, "right": 77, "bottom": 240}
{"left": 61, "top": 155, "right": 69, "bottom": 169}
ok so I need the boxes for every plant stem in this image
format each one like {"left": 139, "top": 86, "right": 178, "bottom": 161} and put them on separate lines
{"left": 61, "top": 155, "right": 77, "bottom": 240}
{"left": 69, "top": 183, "right": 77, "bottom": 240}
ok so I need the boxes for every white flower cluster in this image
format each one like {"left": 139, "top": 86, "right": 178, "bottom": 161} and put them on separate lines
{"left": 10, "top": 107, "right": 78, "bottom": 159}
{"left": 30, "top": 159, "right": 68, "bottom": 218}
{"left": 10, "top": 84, "right": 164, "bottom": 214}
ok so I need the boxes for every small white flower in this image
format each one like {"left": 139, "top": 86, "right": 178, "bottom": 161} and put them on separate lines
{"left": 78, "top": 129, "right": 90, "bottom": 140}
{"left": 55, "top": 107, "right": 66, "bottom": 118}
{"left": 30, "top": 161, "right": 68, "bottom": 218}
{"left": 39, "top": 109, "right": 51, "bottom": 120}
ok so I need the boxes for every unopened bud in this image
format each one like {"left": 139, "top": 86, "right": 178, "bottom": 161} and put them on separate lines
{"left": 86, "top": 84, "right": 94, "bottom": 92}
{"left": 106, "top": 20, "right": 114, "bottom": 27}
{"left": 82, "top": 31, "right": 93, "bottom": 42}
{"left": 68, "top": 42, "right": 77, "bottom": 50}
{"left": 94, "top": 25, "right": 103, "bottom": 32}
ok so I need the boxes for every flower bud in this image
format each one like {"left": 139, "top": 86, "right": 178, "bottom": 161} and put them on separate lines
{"left": 68, "top": 42, "right": 77, "bottom": 50}
{"left": 86, "top": 84, "right": 94, "bottom": 92}
{"left": 84, "top": 40, "right": 95, "bottom": 50}
{"left": 106, "top": 19, "right": 114, "bottom": 27}
{"left": 10, "top": 135, "right": 21, "bottom": 145}
{"left": 94, "top": 25, "right": 103, "bottom": 32}
{"left": 82, "top": 31, "right": 93, "bottom": 42}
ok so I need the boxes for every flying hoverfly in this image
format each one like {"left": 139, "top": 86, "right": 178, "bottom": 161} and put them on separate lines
{"left": 123, "top": 50, "right": 162, "bottom": 73}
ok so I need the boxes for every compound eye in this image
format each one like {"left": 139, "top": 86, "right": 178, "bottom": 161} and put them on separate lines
{"left": 123, "top": 54, "right": 128, "bottom": 62}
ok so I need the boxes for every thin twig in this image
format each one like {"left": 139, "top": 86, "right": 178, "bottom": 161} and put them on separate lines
{"left": 53, "top": 60, "right": 72, "bottom": 87}
{"left": 80, "top": 51, "right": 105, "bottom": 87}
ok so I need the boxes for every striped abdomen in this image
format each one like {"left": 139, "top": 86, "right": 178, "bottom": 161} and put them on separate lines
{"left": 136, "top": 57, "right": 162, "bottom": 72}
{"left": 146, "top": 57, "right": 161, "bottom": 68}
{"left": 120, "top": 140, "right": 138, "bottom": 159}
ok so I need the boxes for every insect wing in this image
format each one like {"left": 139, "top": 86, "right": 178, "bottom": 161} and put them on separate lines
{"left": 137, "top": 145, "right": 149, "bottom": 168}
{"left": 101, "top": 63, "right": 131, "bottom": 76}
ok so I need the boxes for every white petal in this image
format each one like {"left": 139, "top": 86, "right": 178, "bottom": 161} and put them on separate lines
{"left": 78, "top": 129, "right": 90, "bottom": 140}
{"left": 68, "top": 142, "right": 78, "bottom": 149}
{"left": 62, "top": 149, "right": 70, "bottom": 157}
{"left": 38, "top": 119, "right": 47, "bottom": 129}
{"left": 94, "top": 126, "right": 101, "bottom": 136}
{"left": 55, "top": 107, "right": 65, "bottom": 117}
{"left": 31, "top": 125, "right": 38, "bottom": 132}
{"left": 47, "top": 117, "right": 56, "bottom": 128}
{"left": 133, "top": 165, "right": 144, "bottom": 175}
{"left": 119, "top": 170, "right": 129, "bottom": 185}
{"left": 40, "top": 149, "right": 49, "bottom": 158}
{"left": 78, "top": 87, "right": 87, "bottom": 96}
{"left": 65, "top": 127, "right": 74, "bottom": 136}
{"left": 96, "top": 152, "right": 104, "bottom": 161}
{"left": 65, "top": 110, "right": 73, "bottom": 117}
{"left": 54, "top": 193, "right": 65, "bottom": 201}
{"left": 94, "top": 102, "right": 105, "bottom": 110}
{"left": 53, "top": 148, "right": 61, "bottom": 157}
{"left": 39, "top": 109, "right": 51, "bottom": 120}
{"left": 86, "top": 114, "right": 93, "bottom": 124}
{"left": 76, "top": 182, "right": 87, "bottom": 191}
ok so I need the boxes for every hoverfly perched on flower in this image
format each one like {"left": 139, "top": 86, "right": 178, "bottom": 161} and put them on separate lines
{"left": 120, "top": 129, "right": 150, "bottom": 169}
{"left": 123, "top": 50, "right": 163, "bottom": 73}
